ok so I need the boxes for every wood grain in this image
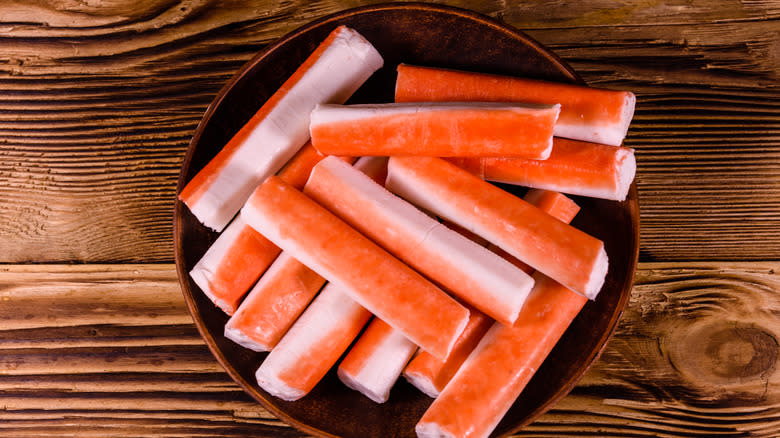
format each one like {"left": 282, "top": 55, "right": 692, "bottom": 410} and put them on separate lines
{"left": 0, "top": 0, "right": 778, "bottom": 263}
{"left": 0, "top": 263, "right": 777, "bottom": 437}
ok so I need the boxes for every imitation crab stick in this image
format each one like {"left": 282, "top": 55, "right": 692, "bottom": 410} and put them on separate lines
{"left": 223, "top": 252, "right": 325, "bottom": 351}
{"left": 255, "top": 282, "right": 372, "bottom": 401}
{"left": 386, "top": 156, "right": 607, "bottom": 300}
{"left": 395, "top": 64, "right": 635, "bottom": 147}
{"left": 179, "top": 26, "right": 383, "bottom": 231}
{"left": 241, "top": 176, "right": 470, "bottom": 360}
{"left": 416, "top": 272, "right": 588, "bottom": 438}
{"left": 304, "top": 156, "right": 535, "bottom": 325}
{"left": 448, "top": 138, "right": 636, "bottom": 201}
{"left": 310, "top": 102, "right": 560, "bottom": 159}
{"left": 404, "top": 189, "right": 580, "bottom": 398}
{"left": 337, "top": 318, "right": 417, "bottom": 403}
{"left": 188, "top": 143, "right": 343, "bottom": 315}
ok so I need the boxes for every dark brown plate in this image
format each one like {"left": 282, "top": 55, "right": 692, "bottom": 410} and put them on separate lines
{"left": 174, "top": 3, "right": 640, "bottom": 437}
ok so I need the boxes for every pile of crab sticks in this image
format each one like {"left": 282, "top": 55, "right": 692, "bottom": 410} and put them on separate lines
{"left": 180, "top": 26, "right": 636, "bottom": 438}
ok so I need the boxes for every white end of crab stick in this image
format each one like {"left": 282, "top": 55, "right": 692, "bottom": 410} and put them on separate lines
{"left": 386, "top": 157, "right": 608, "bottom": 300}
{"left": 450, "top": 138, "right": 636, "bottom": 201}
{"left": 189, "top": 213, "right": 280, "bottom": 315}
{"left": 179, "top": 26, "right": 383, "bottom": 231}
{"left": 242, "top": 176, "right": 470, "bottom": 360}
{"left": 395, "top": 64, "right": 635, "bottom": 147}
{"left": 415, "top": 273, "right": 588, "bottom": 438}
{"left": 404, "top": 189, "right": 580, "bottom": 398}
{"left": 304, "top": 156, "right": 535, "bottom": 325}
{"left": 255, "top": 282, "right": 371, "bottom": 401}
{"left": 224, "top": 252, "right": 326, "bottom": 351}
{"left": 310, "top": 102, "right": 559, "bottom": 159}
{"left": 337, "top": 319, "right": 417, "bottom": 403}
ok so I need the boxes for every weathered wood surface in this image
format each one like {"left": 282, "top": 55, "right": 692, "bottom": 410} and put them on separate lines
{"left": 0, "top": 263, "right": 777, "bottom": 437}
{"left": 0, "top": 0, "right": 778, "bottom": 263}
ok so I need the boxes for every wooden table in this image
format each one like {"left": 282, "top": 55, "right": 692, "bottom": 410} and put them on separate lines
{"left": 1, "top": 1, "right": 778, "bottom": 436}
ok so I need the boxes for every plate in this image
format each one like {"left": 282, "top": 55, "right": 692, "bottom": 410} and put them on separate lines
{"left": 174, "top": 3, "right": 640, "bottom": 437}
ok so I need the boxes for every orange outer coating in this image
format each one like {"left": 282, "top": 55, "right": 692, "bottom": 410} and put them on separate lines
{"left": 387, "top": 157, "right": 606, "bottom": 298}
{"left": 225, "top": 253, "right": 326, "bottom": 350}
{"left": 198, "top": 142, "right": 340, "bottom": 314}
{"left": 448, "top": 138, "right": 635, "bottom": 201}
{"left": 404, "top": 189, "right": 580, "bottom": 396}
{"left": 179, "top": 27, "right": 344, "bottom": 206}
{"left": 395, "top": 63, "right": 630, "bottom": 130}
{"left": 417, "top": 273, "right": 588, "bottom": 438}
{"left": 310, "top": 105, "right": 557, "bottom": 158}
{"left": 243, "top": 177, "right": 469, "bottom": 360}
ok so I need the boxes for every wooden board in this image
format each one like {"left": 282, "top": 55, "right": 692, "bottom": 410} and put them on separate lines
{"left": 0, "top": 263, "right": 777, "bottom": 437}
{"left": 0, "top": 0, "right": 778, "bottom": 263}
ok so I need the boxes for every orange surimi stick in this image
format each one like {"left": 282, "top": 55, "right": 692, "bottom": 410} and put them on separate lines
{"left": 310, "top": 102, "right": 560, "bottom": 159}
{"left": 386, "top": 156, "right": 608, "bottom": 300}
{"left": 304, "top": 156, "right": 535, "bottom": 325}
{"left": 188, "top": 143, "right": 341, "bottom": 315}
{"left": 448, "top": 138, "right": 636, "bottom": 201}
{"left": 395, "top": 64, "right": 635, "bottom": 147}
{"left": 337, "top": 318, "right": 417, "bottom": 403}
{"left": 416, "top": 272, "right": 588, "bottom": 438}
{"left": 241, "top": 176, "right": 470, "bottom": 360}
{"left": 404, "top": 189, "right": 580, "bottom": 398}
{"left": 179, "top": 26, "right": 383, "bottom": 231}
{"left": 223, "top": 252, "right": 325, "bottom": 351}
{"left": 255, "top": 282, "right": 371, "bottom": 401}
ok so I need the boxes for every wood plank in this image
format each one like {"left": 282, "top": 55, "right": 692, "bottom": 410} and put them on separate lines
{"left": 0, "top": 263, "right": 777, "bottom": 436}
{"left": 0, "top": 1, "right": 778, "bottom": 262}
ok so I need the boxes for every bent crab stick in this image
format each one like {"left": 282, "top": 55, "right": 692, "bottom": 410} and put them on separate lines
{"left": 395, "top": 64, "right": 635, "bottom": 147}
{"left": 179, "top": 26, "right": 383, "bottom": 231}
{"left": 255, "top": 282, "right": 372, "bottom": 401}
{"left": 310, "top": 102, "right": 560, "bottom": 159}
{"left": 304, "top": 156, "right": 535, "bottom": 326}
{"left": 404, "top": 189, "right": 580, "bottom": 398}
{"left": 188, "top": 143, "right": 347, "bottom": 315}
{"left": 224, "top": 252, "right": 325, "bottom": 351}
{"left": 386, "top": 156, "right": 607, "bottom": 300}
{"left": 447, "top": 138, "right": 636, "bottom": 201}
{"left": 416, "top": 273, "right": 588, "bottom": 438}
{"left": 242, "top": 176, "right": 470, "bottom": 360}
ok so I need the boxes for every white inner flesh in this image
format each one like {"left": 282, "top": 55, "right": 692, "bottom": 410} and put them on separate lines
{"left": 254, "top": 283, "right": 367, "bottom": 401}
{"left": 403, "top": 370, "right": 441, "bottom": 399}
{"left": 190, "top": 27, "right": 384, "bottom": 231}
{"left": 311, "top": 156, "right": 534, "bottom": 324}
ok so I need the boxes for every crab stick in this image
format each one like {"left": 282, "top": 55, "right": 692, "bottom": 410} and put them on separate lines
{"left": 304, "top": 156, "right": 535, "bottom": 325}
{"left": 224, "top": 252, "right": 326, "bottom": 351}
{"left": 255, "top": 282, "right": 371, "bottom": 401}
{"left": 179, "top": 26, "right": 383, "bottom": 231}
{"left": 386, "top": 156, "right": 607, "bottom": 300}
{"left": 395, "top": 64, "right": 635, "bottom": 147}
{"left": 337, "top": 319, "right": 417, "bottom": 403}
{"left": 188, "top": 143, "right": 346, "bottom": 315}
{"left": 310, "top": 102, "right": 560, "bottom": 159}
{"left": 416, "top": 272, "right": 588, "bottom": 438}
{"left": 242, "top": 176, "right": 470, "bottom": 360}
{"left": 447, "top": 138, "right": 636, "bottom": 201}
{"left": 404, "top": 189, "right": 580, "bottom": 398}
